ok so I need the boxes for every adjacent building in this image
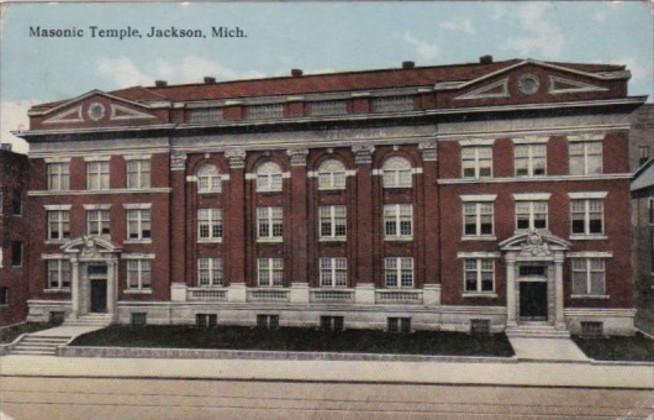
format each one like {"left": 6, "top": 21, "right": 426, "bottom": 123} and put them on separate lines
{"left": 15, "top": 57, "right": 645, "bottom": 336}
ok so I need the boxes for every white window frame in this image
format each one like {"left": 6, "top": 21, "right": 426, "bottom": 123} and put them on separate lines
{"left": 571, "top": 258, "right": 606, "bottom": 297}
{"left": 318, "top": 159, "right": 347, "bottom": 190}
{"left": 47, "top": 162, "right": 70, "bottom": 191}
{"left": 570, "top": 199, "right": 605, "bottom": 237}
{"left": 463, "top": 258, "right": 495, "bottom": 294}
{"left": 515, "top": 201, "right": 548, "bottom": 232}
{"left": 319, "top": 257, "right": 348, "bottom": 288}
{"left": 382, "top": 157, "right": 413, "bottom": 188}
{"left": 197, "top": 208, "right": 223, "bottom": 242}
{"left": 569, "top": 141, "right": 603, "bottom": 175}
{"left": 257, "top": 257, "right": 284, "bottom": 287}
{"left": 126, "top": 159, "right": 151, "bottom": 189}
{"left": 462, "top": 202, "right": 495, "bottom": 238}
{"left": 384, "top": 204, "right": 413, "bottom": 240}
{"left": 197, "top": 164, "right": 221, "bottom": 193}
{"left": 461, "top": 146, "right": 493, "bottom": 178}
{"left": 197, "top": 257, "right": 223, "bottom": 287}
{"left": 126, "top": 209, "right": 152, "bottom": 242}
{"left": 256, "top": 162, "right": 283, "bottom": 192}
{"left": 256, "top": 207, "right": 283, "bottom": 241}
{"left": 319, "top": 205, "right": 347, "bottom": 240}
{"left": 514, "top": 144, "right": 547, "bottom": 177}
{"left": 86, "top": 161, "right": 110, "bottom": 190}
{"left": 384, "top": 257, "right": 414, "bottom": 288}
{"left": 46, "top": 259, "right": 71, "bottom": 290}
{"left": 86, "top": 209, "right": 111, "bottom": 238}
{"left": 126, "top": 260, "right": 152, "bottom": 291}
{"left": 47, "top": 210, "right": 70, "bottom": 241}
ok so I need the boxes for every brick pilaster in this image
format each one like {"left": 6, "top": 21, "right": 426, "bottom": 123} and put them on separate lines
{"left": 225, "top": 149, "right": 246, "bottom": 285}
{"left": 287, "top": 148, "right": 309, "bottom": 284}
{"left": 420, "top": 141, "right": 440, "bottom": 284}
{"left": 352, "top": 144, "right": 375, "bottom": 285}
{"left": 170, "top": 151, "right": 187, "bottom": 285}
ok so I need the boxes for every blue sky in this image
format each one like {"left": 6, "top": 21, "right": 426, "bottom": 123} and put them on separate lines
{"left": 1, "top": 1, "right": 652, "bottom": 152}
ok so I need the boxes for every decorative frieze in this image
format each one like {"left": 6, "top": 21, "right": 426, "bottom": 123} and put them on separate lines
{"left": 225, "top": 148, "right": 247, "bottom": 169}
{"left": 419, "top": 141, "right": 438, "bottom": 161}
{"left": 352, "top": 144, "right": 375, "bottom": 165}
{"left": 286, "top": 148, "right": 309, "bottom": 167}
{"left": 170, "top": 151, "right": 187, "bottom": 171}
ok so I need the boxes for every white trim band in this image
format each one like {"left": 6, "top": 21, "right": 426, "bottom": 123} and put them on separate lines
{"left": 123, "top": 203, "right": 152, "bottom": 210}
{"left": 567, "top": 133, "right": 605, "bottom": 142}
{"left": 512, "top": 193, "right": 552, "bottom": 201}
{"left": 41, "top": 253, "right": 67, "bottom": 260}
{"left": 44, "top": 157, "right": 71, "bottom": 163}
{"left": 44, "top": 204, "right": 71, "bottom": 211}
{"left": 83, "top": 204, "right": 112, "bottom": 210}
{"left": 459, "top": 138, "right": 495, "bottom": 147}
{"left": 121, "top": 253, "right": 156, "bottom": 260}
{"left": 460, "top": 194, "right": 497, "bottom": 202}
{"left": 568, "top": 191, "right": 608, "bottom": 199}
{"left": 28, "top": 187, "right": 172, "bottom": 196}
{"left": 567, "top": 252, "right": 613, "bottom": 258}
{"left": 512, "top": 136, "right": 549, "bottom": 145}
{"left": 123, "top": 154, "right": 152, "bottom": 161}
{"left": 83, "top": 155, "right": 111, "bottom": 162}
{"left": 457, "top": 252, "right": 501, "bottom": 258}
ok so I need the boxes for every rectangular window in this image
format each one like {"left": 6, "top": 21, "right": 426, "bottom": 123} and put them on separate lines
{"left": 256, "top": 314, "right": 279, "bottom": 329}
{"left": 387, "top": 317, "right": 411, "bottom": 333}
{"left": 571, "top": 199, "right": 604, "bottom": 236}
{"left": 46, "top": 260, "right": 72, "bottom": 290}
{"left": 310, "top": 100, "right": 347, "bottom": 116}
{"left": 639, "top": 145, "right": 651, "bottom": 166}
{"left": 126, "top": 209, "right": 152, "bottom": 241}
{"left": 257, "top": 258, "right": 284, "bottom": 287}
{"left": 581, "top": 321, "right": 604, "bottom": 338}
{"left": 126, "top": 159, "right": 151, "bottom": 189}
{"left": 47, "top": 210, "right": 71, "bottom": 240}
{"left": 49, "top": 311, "right": 65, "bottom": 325}
{"left": 196, "top": 314, "right": 218, "bottom": 328}
{"left": 87, "top": 210, "right": 111, "bottom": 237}
{"left": 319, "top": 205, "right": 346, "bottom": 239}
{"left": 11, "top": 190, "right": 22, "bottom": 215}
{"left": 47, "top": 163, "right": 70, "bottom": 190}
{"left": 11, "top": 241, "right": 22, "bottom": 267}
{"left": 384, "top": 257, "right": 414, "bottom": 288}
{"left": 0, "top": 287, "right": 7, "bottom": 305}
{"left": 463, "top": 202, "right": 494, "bottom": 237}
{"left": 569, "top": 142, "right": 603, "bottom": 175}
{"left": 515, "top": 201, "right": 548, "bottom": 231}
{"left": 245, "top": 104, "right": 284, "bottom": 120}
{"left": 197, "top": 208, "right": 223, "bottom": 241}
{"left": 319, "top": 257, "right": 347, "bottom": 287}
{"left": 320, "top": 316, "right": 344, "bottom": 332}
{"left": 188, "top": 108, "right": 224, "bottom": 123}
{"left": 571, "top": 258, "right": 605, "bottom": 296}
{"left": 470, "top": 319, "right": 491, "bottom": 335}
{"left": 514, "top": 144, "right": 546, "bottom": 176}
{"left": 384, "top": 204, "right": 413, "bottom": 240}
{"left": 127, "top": 260, "right": 152, "bottom": 290}
{"left": 257, "top": 207, "right": 283, "bottom": 240}
{"left": 131, "top": 312, "right": 147, "bottom": 326}
{"left": 197, "top": 257, "right": 223, "bottom": 287}
{"left": 461, "top": 147, "right": 492, "bottom": 178}
{"left": 371, "top": 96, "right": 414, "bottom": 113}
{"left": 463, "top": 259, "right": 495, "bottom": 293}
{"left": 86, "top": 161, "right": 110, "bottom": 190}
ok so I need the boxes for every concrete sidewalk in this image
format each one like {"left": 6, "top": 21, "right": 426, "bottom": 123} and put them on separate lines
{"left": 507, "top": 337, "right": 590, "bottom": 362}
{"left": 0, "top": 354, "right": 652, "bottom": 389}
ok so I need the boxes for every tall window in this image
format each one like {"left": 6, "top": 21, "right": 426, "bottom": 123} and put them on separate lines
{"left": 126, "top": 159, "right": 151, "bottom": 189}
{"left": 569, "top": 142, "right": 602, "bottom": 175}
{"left": 0, "top": 287, "right": 6, "bottom": 305}
{"left": 515, "top": 201, "right": 548, "bottom": 231}
{"left": 47, "top": 163, "right": 70, "bottom": 190}
{"left": 198, "top": 209, "right": 223, "bottom": 241}
{"left": 11, "top": 241, "right": 22, "bottom": 267}
{"left": 639, "top": 145, "right": 651, "bottom": 166}
{"left": 126, "top": 209, "right": 151, "bottom": 241}
{"left": 571, "top": 258, "right": 605, "bottom": 296}
{"left": 571, "top": 199, "right": 604, "bottom": 236}
{"left": 464, "top": 259, "right": 494, "bottom": 293}
{"left": 46, "top": 260, "right": 71, "bottom": 290}
{"left": 197, "top": 257, "right": 223, "bottom": 287}
{"left": 463, "top": 202, "right": 494, "bottom": 237}
{"left": 47, "top": 210, "right": 70, "bottom": 240}
{"left": 11, "top": 191, "right": 22, "bottom": 215}
{"left": 256, "top": 162, "right": 283, "bottom": 192}
{"left": 319, "top": 257, "right": 347, "bottom": 287}
{"left": 514, "top": 144, "right": 546, "bottom": 176}
{"left": 257, "top": 258, "right": 284, "bottom": 287}
{"left": 319, "top": 206, "right": 346, "bottom": 240}
{"left": 87, "top": 210, "right": 111, "bottom": 237}
{"left": 384, "top": 204, "right": 413, "bottom": 240}
{"left": 318, "top": 159, "right": 346, "bottom": 190}
{"left": 382, "top": 157, "right": 412, "bottom": 188}
{"left": 86, "top": 161, "right": 110, "bottom": 190}
{"left": 127, "top": 260, "right": 152, "bottom": 290}
{"left": 384, "top": 257, "right": 414, "bottom": 288}
{"left": 371, "top": 96, "right": 414, "bottom": 113}
{"left": 461, "top": 147, "right": 492, "bottom": 178}
{"left": 197, "top": 164, "right": 221, "bottom": 193}
{"left": 257, "top": 207, "right": 283, "bottom": 240}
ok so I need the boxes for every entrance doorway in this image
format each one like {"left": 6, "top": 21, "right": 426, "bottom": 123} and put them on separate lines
{"left": 88, "top": 264, "right": 108, "bottom": 313}
{"left": 519, "top": 282, "right": 547, "bottom": 321}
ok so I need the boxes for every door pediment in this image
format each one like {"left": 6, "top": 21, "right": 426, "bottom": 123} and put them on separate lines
{"left": 61, "top": 236, "right": 121, "bottom": 259}
{"left": 499, "top": 231, "right": 571, "bottom": 257}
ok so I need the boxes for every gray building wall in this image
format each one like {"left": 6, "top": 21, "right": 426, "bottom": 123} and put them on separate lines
{"left": 629, "top": 103, "right": 654, "bottom": 172}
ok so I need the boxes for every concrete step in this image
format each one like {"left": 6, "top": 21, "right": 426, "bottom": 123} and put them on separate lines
{"left": 11, "top": 349, "right": 57, "bottom": 355}
{"left": 22, "top": 336, "right": 70, "bottom": 342}
{"left": 506, "top": 326, "right": 570, "bottom": 338}
{"left": 14, "top": 345, "right": 59, "bottom": 351}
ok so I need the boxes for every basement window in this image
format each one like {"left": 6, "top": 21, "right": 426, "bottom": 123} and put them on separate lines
{"left": 131, "top": 312, "right": 147, "bottom": 327}
{"left": 470, "top": 319, "right": 491, "bottom": 336}
{"left": 387, "top": 317, "right": 411, "bottom": 333}
{"left": 320, "top": 316, "right": 344, "bottom": 332}
{"left": 257, "top": 314, "right": 279, "bottom": 329}
{"left": 196, "top": 313, "right": 218, "bottom": 328}
{"left": 49, "top": 311, "right": 65, "bottom": 325}
{"left": 580, "top": 321, "right": 603, "bottom": 338}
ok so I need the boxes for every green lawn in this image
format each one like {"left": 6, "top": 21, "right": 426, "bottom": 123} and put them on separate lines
{"left": 572, "top": 333, "right": 654, "bottom": 362}
{"left": 0, "top": 323, "right": 53, "bottom": 344}
{"left": 71, "top": 325, "right": 515, "bottom": 357}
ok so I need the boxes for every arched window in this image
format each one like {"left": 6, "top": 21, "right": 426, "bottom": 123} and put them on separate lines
{"left": 382, "top": 157, "right": 412, "bottom": 188}
{"left": 197, "top": 164, "right": 221, "bottom": 193}
{"left": 318, "top": 159, "right": 346, "bottom": 190}
{"left": 256, "top": 161, "right": 283, "bottom": 192}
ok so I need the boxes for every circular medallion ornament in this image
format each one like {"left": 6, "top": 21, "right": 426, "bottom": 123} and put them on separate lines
{"left": 88, "top": 102, "right": 106, "bottom": 121}
{"left": 517, "top": 74, "right": 540, "bottom": 95}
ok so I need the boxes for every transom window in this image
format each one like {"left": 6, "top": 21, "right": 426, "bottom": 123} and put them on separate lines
{"left": 515, "top": 201, "right": 548, "bottom": 231}
{"left": 461, "top": 147, "right": 492, "bottom": 178}
{"left": 257, "top": 207, "right": 283, "bottom": 240}
{"left": 571, "top": 199, "right": 604, "bottom": 235}
{"left": 126, "top": 209, "right": 152, "bottom": 241}
{"left": 127, "top": 260, "right": 152, "bottom": 290}
{"left": 371, "top": 96, "right": 415, "bottom": 113}
{"left": 463, "top": 202, "right": 494, "bottom": 237}
{"left": 464, "top": 259, "right": 494, "bottom": 293}
{"left": 384, "top": 204, "right": 413, "bottom": 240}
{"left": 197, "top": 257, "right": 223, "bottom": 287}
{"left": 126, "top": 159, "right": 151, "bottom": 189}
{"left": 319, "top": 205, "right": 346, "bottom": 239}
{"left": 257, "top": 258, "right": 284, "bottom": 287}
{"left": 514, "top": 144, "right": 546, "bottom": 176}
{"left": 256, "top": 161, "right": 283, "bottom": 192}
{"left": 87, "top": 210, "right": 111, "bottom": 237}
{"left": 86, "top": 161, "right": 110, "bottom": 190}
{"left": 318, "top": 159, "right": 347, "bottom": 190}
{"left": 319, "top": 257, "right": 347, "bottom": 287}
{"left": 46, "top": 260, "right": 71, "bottom": 290}
{"left": 47, "top": 163, "right": 70, "bottom": 190}
{"left": 382, "top": 157, "right": 412, "bottom": 188}
{"left": 198, "top": 208, "right": 223, "bottom": 241}
{"left": 47, "top": 210, "right": 70, "bottom": 240}
{"left": 197, "top": 164, "right": 221, "bottom": 193}
{"left": 384, "top": 257, "right": 414, "bottom": 288}
{"left": 571, "top": 258, "right": 605, "bottom": 296}
{"left": 569, "top": 142, "right": 603, "bottom": 175}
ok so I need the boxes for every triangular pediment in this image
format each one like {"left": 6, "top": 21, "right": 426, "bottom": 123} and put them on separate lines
{"left": 61, "top": 236, "right": 121, "bottom": 256}
{"left": 548, "top": 75, "right": 609, "bottom": 94}
{"left": 455, "top": 78, "right": 509, "bottom": 100}
{"left": 499, "top": 231, "right": 571, "bottom": 256}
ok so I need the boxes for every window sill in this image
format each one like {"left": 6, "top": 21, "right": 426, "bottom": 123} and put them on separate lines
{"left": 44, "top": 288, "right": 71, "bottom": 293}
{"left": 45, "top": 239, "right": 68, "bottom": 245}
{"left": 257, "top": 237, "right": 284, "bottom": 243}
{"left": 462, "top": 293, "right": 498, "bottom": 298}
{"left": 197, "top": 239, "right": 223, "bottom": 244}
{"left": 570, "top": 294, "right": 610, "bottom": 299}
{"left": 256, "top": 189, "right": 283, "bottom": 194}
{"left": 124, "top": 239, "right": 153, "bottom": 244}
{"left": 190, "top": 286, "right": 225, "bottom": 290}
{"left": 383, "top": 185, "right": 412, "bottom": 190}
{"left": 569, "top": 235, "right": 608, "bottom": 241}
{"left": 384, "top": 237, "right": 413, "bottom": 242}
{"left": 319, "top": 237, "right": 347, "bottom": 242}
{"left": 318, "top": 187, "right": 346, "bottom": 192}
{"left": 124, "top": 289, "right": 153, "bottom": 295}
{"left": 198, "top": 191, "right": 222, "bottom": 195}
{"left": 461, "top": 236, "right": 497, "bottom": 241}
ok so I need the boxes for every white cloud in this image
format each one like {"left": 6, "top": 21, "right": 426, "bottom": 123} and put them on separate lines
{"left": 401, "top": 32, "right": 439, "bottom": 61}
{"left": 503, "top": 3, "right": 564, "bottom": 58}
{"left": 593, "top": 10, "right": 609, "bottom": 22}
{"left": 439, "top": 17, "right": 476, "bottom": 35}
{"left": 609, "top": 56, "right": 649, "bottom": 83}
{"left": 96, "top": 56, "right": 152, "bottom": 87}
{"left": 0, "top": 99, "right": 38, "bottom": 154}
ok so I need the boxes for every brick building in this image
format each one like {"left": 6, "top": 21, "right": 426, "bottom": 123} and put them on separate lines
{"left": 15, "top": 57, "right": 645, "bottom": 335}
{"left": 0, "top": 144, "right": 29, "bottom": 326}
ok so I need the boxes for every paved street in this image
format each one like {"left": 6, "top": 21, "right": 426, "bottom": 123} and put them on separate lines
{"left": 1, "top": 376, "right": 653, "bottom": 419}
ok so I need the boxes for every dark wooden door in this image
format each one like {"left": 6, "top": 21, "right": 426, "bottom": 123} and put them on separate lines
{"left": 90, "top": 280, "right": 107, "bottom": 313}
{"left": 519, "top": 282, "right": 547, "bottom": 321}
